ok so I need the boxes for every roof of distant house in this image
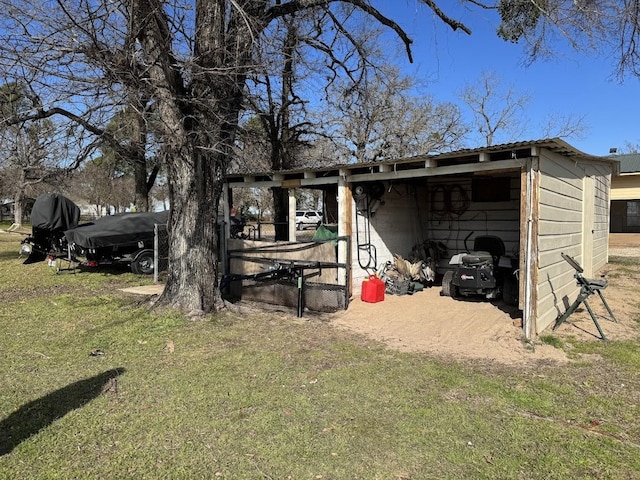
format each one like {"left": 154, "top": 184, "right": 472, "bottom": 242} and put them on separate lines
{"left": 612, "top": 153, "right": 640, "bottom": 173}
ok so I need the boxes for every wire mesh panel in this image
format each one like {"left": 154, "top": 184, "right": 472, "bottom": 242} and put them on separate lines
{"left": 153, "top": 223, "right": 169, "bottom": 283}
{"left": 224, "top": 236, "right": 351, "bottom": 315}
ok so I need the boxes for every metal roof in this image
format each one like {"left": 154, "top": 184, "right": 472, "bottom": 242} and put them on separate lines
{"left": 227, "top": 138, "right": 612, "bottom": 180}
{"left": 610, "top": 153, "right": 640, "bottom": 173}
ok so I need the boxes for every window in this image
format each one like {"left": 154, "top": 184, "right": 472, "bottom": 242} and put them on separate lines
{"left": 628, "top": 201, "right": 640, "bottom": 227}
{"left": 471, "top": 177, "right": 511, "bottom": 202}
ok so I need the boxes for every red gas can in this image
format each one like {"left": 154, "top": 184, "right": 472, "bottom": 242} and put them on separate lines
{"left": 361, "top": 275, "right": 385, "bottom": 303}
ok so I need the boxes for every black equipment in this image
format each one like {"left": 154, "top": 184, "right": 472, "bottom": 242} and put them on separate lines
{"left": 553, "top": 252, "right": 617, "bottom": 340}
{"left": 441, "top": 234, "right": 519, "bottom": 306}
{"left": 21, "top": 193, "right": 167, "bottom": 275}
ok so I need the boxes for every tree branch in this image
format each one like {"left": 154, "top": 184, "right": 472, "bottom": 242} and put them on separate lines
{"left": 267, "top": 0, "right": 415, "bottom": 62}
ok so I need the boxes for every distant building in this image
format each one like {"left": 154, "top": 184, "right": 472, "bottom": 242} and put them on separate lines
{"left": 610, "top": 153, "right": 640, "bottom": 233}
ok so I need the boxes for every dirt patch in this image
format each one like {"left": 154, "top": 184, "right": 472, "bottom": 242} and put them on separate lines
{"left": 330, "top": 242, "right": 640, "bottom": 366}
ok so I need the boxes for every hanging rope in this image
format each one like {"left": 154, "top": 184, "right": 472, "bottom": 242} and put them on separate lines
{"left": 430, "top": 184, "right": 470, "bottom": 220}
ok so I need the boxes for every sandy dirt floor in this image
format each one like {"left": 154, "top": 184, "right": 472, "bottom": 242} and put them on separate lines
{"left": 329, "top": 234, "right": 640, "bottom": 366}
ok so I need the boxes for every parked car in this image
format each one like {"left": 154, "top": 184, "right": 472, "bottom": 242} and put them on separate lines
{"left": 295, "top": 210, "right": 322, "bottom": 230}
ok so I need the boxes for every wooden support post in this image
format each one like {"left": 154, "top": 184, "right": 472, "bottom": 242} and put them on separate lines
{"left": 288, "top": 188, "right": 297, "bottom": 241}
{"left": 337, "top": 171, "right": 352, "bottom": 295}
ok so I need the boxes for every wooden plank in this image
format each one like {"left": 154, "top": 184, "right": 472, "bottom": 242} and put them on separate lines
{"left": 338, "top": 174, "right": 352, "bottom": 294}
{"left": 531, "top": 164, "right": 540, "bottom": 334}
{"left": 538, "top": 189, "right": 583, "bottom": 211}
{"left": 519, "top": 165, "right": 528, "bottom": 311}
{"left": 539, "top": 204, "right": 582, "bottom": 222}
{"left": 347, "top": 159, "right": 523, "bottom": 183}
{"left": 611, "top": 175, "right": 640, "bottom": 200}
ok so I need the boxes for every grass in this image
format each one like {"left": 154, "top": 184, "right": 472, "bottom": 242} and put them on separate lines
{"left": 1, "top": 232, "right": 640, "bottom": 479}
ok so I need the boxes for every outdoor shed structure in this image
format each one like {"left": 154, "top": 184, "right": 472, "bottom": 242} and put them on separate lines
{"left": 224, "top": 139, "right": 616, "bottom": 339}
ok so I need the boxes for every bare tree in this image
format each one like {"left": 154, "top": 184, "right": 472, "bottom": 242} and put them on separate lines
{"left": 460, "top": 70, "right": 586, "bottom": 146}
{"left": 0, "top": 82, "right": 68, "bottom": 225}
{"left": 70, "top": 156, "right": 136, "bottom": 216}
{"left": 325, "top": 66, "right": 468, "bottom": 161}
{"left": 1, "top": 0, "right": 477, "bottom": 316}
{"left": 0, "top": 1, "right": 160, "bottom": 212}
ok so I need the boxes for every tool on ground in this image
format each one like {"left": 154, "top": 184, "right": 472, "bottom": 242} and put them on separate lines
{"left": 553, "top": 252, "right": 618, "bottom": 340}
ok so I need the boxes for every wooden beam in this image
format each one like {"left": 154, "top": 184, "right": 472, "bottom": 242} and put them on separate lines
{"left": 228, "top": 176, "right": 339, "bottom": 189}
{"left": 347, "top": 159, "right": 523, "bottom": 183}
{"left": 288, "top": 189, "right": 297, "bottom": 241}
{"left": 337, "top": 171, "right": 352, "bottom": 295}
{"left": 282, "top": 179, "right": 301, "bottom": 188}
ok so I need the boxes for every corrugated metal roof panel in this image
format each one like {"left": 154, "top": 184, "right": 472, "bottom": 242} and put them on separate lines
{"left": 611, "top": 153, "right": 640, "bottom": 173}
{"left": 227, "top": 138, "right": 614, "bottom": 179}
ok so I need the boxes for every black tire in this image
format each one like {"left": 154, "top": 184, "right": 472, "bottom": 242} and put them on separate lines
{"left": 441, "top": 270, "right": 457, "bottom": 298}
{"left": 503, "top": 273, "right": 519, "bottom": 307}
{"left": 131, "top": 249, "right": 155, "bottom": 275}
{"left": 296, "top": 222, "right": 303, "bottom": 231}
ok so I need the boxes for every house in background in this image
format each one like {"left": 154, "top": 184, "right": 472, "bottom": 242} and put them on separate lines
{"left": 610, "top": 153, "right": 640, "bottom": 233}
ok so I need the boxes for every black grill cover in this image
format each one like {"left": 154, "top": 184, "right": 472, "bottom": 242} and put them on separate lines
{"left": 30, "top": 193, "right": 80, "bottom": 232}
{"left": 64, "top": 211, "right": 169, "bottom": 249}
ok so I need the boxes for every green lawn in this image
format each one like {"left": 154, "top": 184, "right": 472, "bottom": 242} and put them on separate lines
{"left": 1, "top": 232, "right": 639, "bottom": 479}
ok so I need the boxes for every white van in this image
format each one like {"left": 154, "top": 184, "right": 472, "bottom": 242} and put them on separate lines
{"left": 295, "top": 210, "right": 322, "bottom": 230}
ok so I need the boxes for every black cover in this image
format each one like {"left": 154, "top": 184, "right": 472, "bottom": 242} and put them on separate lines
{"left": 65, "top": 211, "right": 169, "bottom": 249}
{"left": 31, "top": 193, "right": 80, "bottom": 232}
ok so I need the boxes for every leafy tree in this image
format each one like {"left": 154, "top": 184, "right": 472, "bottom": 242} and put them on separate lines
{"left": 495, "top": 0, "right": 640, "bottom": 79}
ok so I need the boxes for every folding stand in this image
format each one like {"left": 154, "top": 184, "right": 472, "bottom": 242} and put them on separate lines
{"left": 553, "top": 253, "right": 617, "bottom": 340}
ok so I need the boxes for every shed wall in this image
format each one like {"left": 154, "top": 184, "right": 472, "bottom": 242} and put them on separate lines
{"left": 535, "top": 151, "right": 612, "bottom": 333}
{"left": 349, "top": 185, "right": 419, "bottom": 288}
{"left": 349, "top": 174, "right": 521, "bottom": 291}
{"left": 423, "top": 176, "right": 520, "bottom": 267}
{"left": 591, "top": 165, "right": 611, "bottom": 269}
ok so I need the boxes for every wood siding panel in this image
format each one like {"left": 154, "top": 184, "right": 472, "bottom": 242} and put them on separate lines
{"left": 535, "top": 153, "right": 613, "bottom": 333}
{"left": 536, "top": 151, "right": 585, "bottom": 333}
{"left": 611, "top": 174, "right": 640, "bottom": 200}
{"left": 424, "top": 176, "right": 521, "bottom": 261}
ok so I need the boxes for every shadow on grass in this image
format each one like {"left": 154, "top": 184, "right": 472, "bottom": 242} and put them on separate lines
{"left": 0, "top": 368, "right": 125, "bottom": 456}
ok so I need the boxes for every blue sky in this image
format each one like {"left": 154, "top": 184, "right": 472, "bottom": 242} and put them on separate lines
{"left": 373, "top": 1, "right": 640, "bottom": 156}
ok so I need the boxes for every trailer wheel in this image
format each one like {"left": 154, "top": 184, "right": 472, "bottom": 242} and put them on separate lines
{"left": 441, "top": 270, "right": 458, "bottom": 298}
{"left": 131, "top": 249, "right": 155, "bottom": 275}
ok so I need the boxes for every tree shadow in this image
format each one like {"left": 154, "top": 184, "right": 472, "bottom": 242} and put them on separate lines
{"left": 0, "top": 368, "right": 125, "bottom": 456}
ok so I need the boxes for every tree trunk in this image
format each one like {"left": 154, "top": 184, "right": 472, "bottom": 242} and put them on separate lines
{"left": 158, "top": 140, "right": 224, "bottom": 316}
{"left": 12, "top": 169, "right": 27, "bottom": 226}
{"left": 13, "top": 193, "right": 23, "bottom": 227}
{"left": 133, "top": 156, "right": 150, "bottom": 212}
